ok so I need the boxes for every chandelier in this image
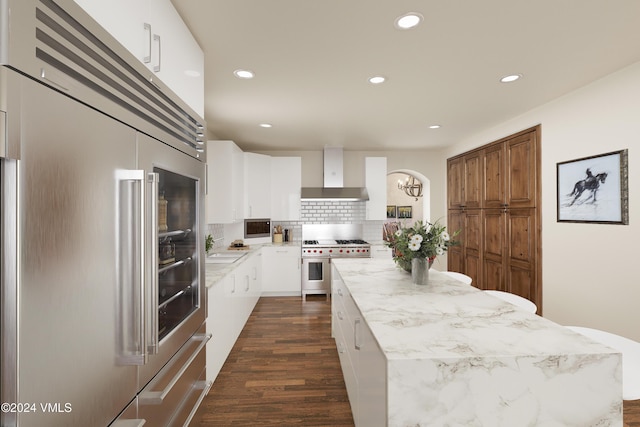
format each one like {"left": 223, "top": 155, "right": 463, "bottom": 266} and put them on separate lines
{"left": 397, "top": 175, "right": 423, "bottom": 200}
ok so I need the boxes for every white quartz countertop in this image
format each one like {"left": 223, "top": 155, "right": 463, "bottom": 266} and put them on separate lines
{"left": 331, "top": 258, "right": 615, "bottom": 361}
{"left": 205, "top": 242, "right": 300, "bottom": 288}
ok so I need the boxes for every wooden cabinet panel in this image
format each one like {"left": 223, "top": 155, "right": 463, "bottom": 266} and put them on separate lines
{"left": 463, "top": 152, "right": 482, "bottom": 208}
{"left": 483, "top": 209, "right": 506, "bottom": 291}
{"left": 447, "top": 126, "right": 541, "bottom": 312}
{"left": 447, "top": 209, "right": 465, "bottom": 274}
{"left": 483, "top": 143, "right": 506, "bottom": 208}
{"left": 483, "top": 259, "right": 505, "bottom": 291}
{"left": 464, "top": 210, "right": 482, "bottom": 253}
{"left": 509, "top": 209, "right": 535, "bottom": 264}
{"left": 447, "top": 157, "right": 464, "bottom": 209}
{"left": 507, "top": 131, "right": 537, "bottom": 208}
{"left": 446, "top": 209, "right": 482, "bottom": 286}
{"left": 509, "top": 265, "right": 534, "bottom": 301}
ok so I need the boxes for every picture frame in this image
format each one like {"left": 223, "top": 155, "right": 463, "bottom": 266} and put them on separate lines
{"left": 386, "top": 205, "right": 397, "bottom": 219}
{"left": 397, "top": 206, "right": 413, "bottom": 219}
{"left": 556, "top": 149, "right": 628, "bottom": 224}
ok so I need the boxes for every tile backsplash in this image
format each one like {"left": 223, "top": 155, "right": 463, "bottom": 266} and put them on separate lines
{"left": 209, "top": 201, "right": 385, "bottom": 246}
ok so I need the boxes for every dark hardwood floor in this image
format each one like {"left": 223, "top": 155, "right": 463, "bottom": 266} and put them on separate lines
{"left": 192, "top": 295, "right": 640, "bottom": 426}
{"left": 193, "top": 295, "right": 354, "bottom": 426}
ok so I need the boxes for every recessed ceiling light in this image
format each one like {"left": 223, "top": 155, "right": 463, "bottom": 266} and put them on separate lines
{"left": 429, "top": 124, "right": 441, "bottom": 129}
{"left": 234, "top": 69, "right": 254, "bottom": 79}
{"left": 368, "top": 76, "right": 386, "bottom": 84}
{"left": 500, "top": 74, "right": 522, "bottom": 83}
{"left": 259, "top": 123, "right": 272, "bottom": 128}
{"left": 395, "top": 12, "right": 424, "bottom": 30}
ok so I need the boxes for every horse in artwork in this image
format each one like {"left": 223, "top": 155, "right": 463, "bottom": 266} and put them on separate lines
{"left": 567, "top": 171, "right": 608, "bottom": 206}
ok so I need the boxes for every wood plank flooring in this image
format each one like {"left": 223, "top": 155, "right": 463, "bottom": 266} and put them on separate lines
{"left": 192, "top": 295, "right": 640, "bottom": 426}
{"left": 193, "top": 295, "right": 354, "bottom": 426}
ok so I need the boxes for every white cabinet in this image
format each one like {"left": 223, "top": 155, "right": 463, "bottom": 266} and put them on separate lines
{"left": 73, "top": 0, "right": 204, "bottom": 117}
{"left": 244, "top": 152, "right": 271, "bottom": 219}
{"left": 370, "top": 244, "right": 392, "bottom": 259}
{"left": 365, "top": 157, "right": 387, "bottom": 220}
{"left": 148, "top": 0, "right": 204, "bottom": 116}
{"left": 233, "top": 252, "right": 262, "bottom": 329}
{"left": 206, "top": 275, "right": 235, "bottom": 381}
{"left": 270, "top": 157, "right": 301, "bottom": 220}
{"left": 332, "top": 265, "right": 386, "bottom": 426}
{"left": 206, "top": 252, "right": 261, "bottom": 382}
{"left": 262, "top": 246, "right": 301, "bottom": 296}
{"left": 206, "top": 140, "right": 244, "bottom": 224}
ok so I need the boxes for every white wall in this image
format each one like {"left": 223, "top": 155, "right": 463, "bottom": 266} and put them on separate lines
{"left": 261, "top": 62, "right": 640, "bottom": 341}
{"left": 444, "top": 61, "right": 640, "bottom": 341}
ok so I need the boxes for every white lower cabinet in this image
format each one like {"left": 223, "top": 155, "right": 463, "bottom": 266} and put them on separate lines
{"left": 261, "top": 246, "right": 301, "bottom": 296}
{"left": 332, "top": 265, "right": 386, "bottom": 426}
{"left": 370, "top": 244, "right": 392, "bottom": 259}
{"left": 206, "top": 252, "right": 261, "bottom": 382}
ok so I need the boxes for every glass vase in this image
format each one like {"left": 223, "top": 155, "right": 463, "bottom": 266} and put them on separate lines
{"left": 411, "top": 258, "right": 430, "bottom": 285}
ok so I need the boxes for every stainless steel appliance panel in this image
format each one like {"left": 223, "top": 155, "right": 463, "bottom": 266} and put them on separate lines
{"left": 137, "top": 132, "right": 206, "bottom": 389}
{"left": 14, "top": 70, "right": 139, "bottom": 426}
{"left": 244, "top": 218, "right": 271, "bottom": 238}
{"left": 301, "top": 258, "right": 331, "bottom": 300}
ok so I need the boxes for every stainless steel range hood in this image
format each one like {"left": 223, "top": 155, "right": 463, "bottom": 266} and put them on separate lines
{"left": 301, "top": 147, "right": 369, "bottom": 201}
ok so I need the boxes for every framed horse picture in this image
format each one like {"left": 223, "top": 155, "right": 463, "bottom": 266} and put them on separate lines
{"left": 557, "top": 149, "right": 628, "bottom": 224}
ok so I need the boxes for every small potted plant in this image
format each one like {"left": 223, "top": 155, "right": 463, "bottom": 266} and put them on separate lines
{"left": 205, "top": 234, "right": 214, "bottom": 255}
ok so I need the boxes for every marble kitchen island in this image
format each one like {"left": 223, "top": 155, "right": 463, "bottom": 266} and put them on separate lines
{"left": 331, "top": 258, "right": 622, "bottom": 427}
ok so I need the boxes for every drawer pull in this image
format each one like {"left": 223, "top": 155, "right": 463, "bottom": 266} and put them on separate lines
{"left": 139, "top": 333, "right": 211, "bottom": 404}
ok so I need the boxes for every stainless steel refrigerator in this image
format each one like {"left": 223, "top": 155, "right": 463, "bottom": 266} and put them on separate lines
{"left": 1, "top": 0, "right": 210, "bottom": 425}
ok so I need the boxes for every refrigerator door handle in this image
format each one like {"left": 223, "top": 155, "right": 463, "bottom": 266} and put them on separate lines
{"left": 147, "top": 172, "right": 160, "bottom": 355}
{"left": 116, "top": 169, "right": 147, "bottom": 365}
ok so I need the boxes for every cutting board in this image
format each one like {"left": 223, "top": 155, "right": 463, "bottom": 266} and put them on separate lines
{"left": 227, "top": 245, "right": 251, "bottom": 251}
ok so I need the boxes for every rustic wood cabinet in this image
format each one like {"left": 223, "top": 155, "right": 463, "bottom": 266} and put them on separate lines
{"left": 447, "top": 126, "right": 541, "bottom": 312}
{"left": 447, "top": 151, "right": 482, "bottom": 209}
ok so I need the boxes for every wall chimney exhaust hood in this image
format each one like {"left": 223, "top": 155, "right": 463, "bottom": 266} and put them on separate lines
{"left": 301, "top": 147, "right": 370, "bottom": 201}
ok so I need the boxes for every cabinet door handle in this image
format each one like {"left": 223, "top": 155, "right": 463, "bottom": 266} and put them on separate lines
{"left": 354, "top": 319, "right": 362, "bottom": 350}
{"left": 143, "top": 23, "right": 152, "bottom": 63}
{"left": 337, "top": 311, "right": 344, "bottom": 320}
{"left": 153, "top": 34, "right": 161, "bottom": 72}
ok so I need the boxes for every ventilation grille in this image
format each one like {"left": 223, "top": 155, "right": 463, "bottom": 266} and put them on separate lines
{"left": 33, "top": 0, "right": 205, "bottom": 158}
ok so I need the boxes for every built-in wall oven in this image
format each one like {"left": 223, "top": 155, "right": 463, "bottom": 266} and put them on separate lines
{"left": 301, "top": 224, "right": 371, "bottom": 301}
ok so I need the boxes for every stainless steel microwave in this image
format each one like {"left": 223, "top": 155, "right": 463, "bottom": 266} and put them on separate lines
{"left": 244, "top": 218, "right": 271, "bottom": 238}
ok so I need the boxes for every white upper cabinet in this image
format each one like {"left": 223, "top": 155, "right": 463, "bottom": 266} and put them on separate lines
{"left": 365, "top": 157, "right": 387, "bottom": 220}
{"left": 73, "top": 0, "right": 204, "bottom": 117}
{"left": 244, "top": 152, "right": 272, "bottom": 219}
{"left": 206, "top": 141, "right": 244, "bottom": 224}
{"left": 270, "top": 157, "right": 301, "bottom": 220}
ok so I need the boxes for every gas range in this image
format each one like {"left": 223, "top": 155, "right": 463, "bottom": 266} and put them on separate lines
{"left": 301, "top": 224, "right": 371, "bottom": 258}
{"left": 302, "top": 239, "right": 371, "bottom": 258}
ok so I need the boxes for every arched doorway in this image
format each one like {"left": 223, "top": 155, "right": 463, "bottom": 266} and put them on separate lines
{"left": 386, "top": 169, "right": 430, "bottom": 225}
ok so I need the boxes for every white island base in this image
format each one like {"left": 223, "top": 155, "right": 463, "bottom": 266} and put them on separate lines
{"left": 331, "top": 258, "right": 622, "bottom": 427}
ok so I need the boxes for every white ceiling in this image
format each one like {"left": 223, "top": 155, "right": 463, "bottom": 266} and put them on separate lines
{"left": 172, "top": 0, "right": 640, "bottom": 152}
